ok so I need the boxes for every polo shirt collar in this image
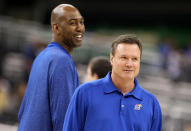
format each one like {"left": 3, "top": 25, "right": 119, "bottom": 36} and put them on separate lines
{"left": 103, "top": 72, "right": 143, "bottom": 101}
{"left": 127, "top": 78, "right": 143, "bottom": 101}
{"left": 103, "top": 72, "right": 120, "bottom": 94}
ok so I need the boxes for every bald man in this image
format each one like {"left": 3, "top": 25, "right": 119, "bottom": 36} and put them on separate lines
{"left": 18, "top": 4, "right": 85, "bottom": 131}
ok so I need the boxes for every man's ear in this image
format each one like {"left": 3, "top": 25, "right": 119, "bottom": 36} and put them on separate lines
{"left": 110, "top": 53, "right": 113, "bottom": 66}
{"left": 92, "top": 73, "right": 99, "bottom": 80}
{"left": 52, "top": 24, "right": 60, "bottom": 35}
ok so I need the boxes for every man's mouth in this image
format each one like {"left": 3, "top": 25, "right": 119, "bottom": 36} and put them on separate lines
{"left": 124, "top": 69, "right": 133, "bottom": 72}
{"left": 74, "top": 34, "right": 83, "bottom": 41}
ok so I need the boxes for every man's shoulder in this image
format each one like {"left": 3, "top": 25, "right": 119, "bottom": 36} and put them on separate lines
{"left": 36, "top": 45, "right": 71, "bottom": 63}
{"left": 77, "top": 79, "right": 105, "bottom": 92}
{"left": 46, "top": 45, "right": 70, "bottom": 58}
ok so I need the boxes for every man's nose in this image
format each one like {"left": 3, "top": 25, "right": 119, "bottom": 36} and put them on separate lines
{"left": 125, "top": 60, "right": 133, "bottom": 67}
{"left": 76, "top": 23, "right": 84, "bottom": 32}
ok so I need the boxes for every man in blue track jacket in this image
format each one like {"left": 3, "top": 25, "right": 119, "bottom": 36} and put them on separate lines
{"left": 18, "top": 4, "right": 85, "bottom": 131}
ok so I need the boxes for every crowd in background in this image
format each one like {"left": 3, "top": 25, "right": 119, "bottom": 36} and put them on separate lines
{"left": 0, "top": 41, "right": 45, "bottom": 124}
{"left": 158, "top": 36, "right": 191, "bottom": 82}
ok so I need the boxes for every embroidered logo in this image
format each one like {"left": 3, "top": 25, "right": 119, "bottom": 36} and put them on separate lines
{"left": 134, "top": 104, "right": 142, "bottom": 110}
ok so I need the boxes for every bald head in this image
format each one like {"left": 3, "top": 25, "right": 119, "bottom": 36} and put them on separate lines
{"left": 51, "top": 4, "right": 79, "bottom": 26}
{"left": 50, "top": 4, "right": 85, "bottom": 54}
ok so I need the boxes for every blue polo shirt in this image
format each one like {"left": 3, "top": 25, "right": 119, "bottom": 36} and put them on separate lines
{"left": 63, "top": 72, "right": 162, "bottom": 131}
{"left": 18, "top": 42, "right": 79, "bottom": 131}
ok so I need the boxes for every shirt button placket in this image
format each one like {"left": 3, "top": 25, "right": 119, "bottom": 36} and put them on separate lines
{"left": 120, "top": 96, "right": 126, "bottom": 115}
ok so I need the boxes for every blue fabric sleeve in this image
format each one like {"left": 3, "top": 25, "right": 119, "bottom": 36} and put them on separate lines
{"left": 150, "top": 98, "right": 162, "bottom": 131}
{"left": 63, "top": 87, "right": 86, "bottom": 131}
{"left": 49, "top": 57, "right": 76, "bottom": 131}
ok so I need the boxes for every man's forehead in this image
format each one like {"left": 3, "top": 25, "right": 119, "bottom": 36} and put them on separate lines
{"left": 115, "top": 44, "right": 141, "bottom": 55}
{"left": 117, "top": 43, "right": 140, "bottom": 50}
{"left": 59, "top": 8, "right": 82, "bottom": 21}
{"left": 63, "top": 11, "right": 83, "bottom": 20}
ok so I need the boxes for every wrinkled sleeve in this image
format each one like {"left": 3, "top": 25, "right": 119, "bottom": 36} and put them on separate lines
{"left": 151, "top": 98, "right": 162, "bottom": 131}
{"left": 63, "top": 87, "right": 87, "bottom": 131}
{"left": 49, "top": 58, "right": 77, "bottom": 131}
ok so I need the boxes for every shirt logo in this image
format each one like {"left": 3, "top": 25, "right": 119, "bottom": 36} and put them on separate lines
{"left": 134, "top": 104, "right": 142, "bottom": 110}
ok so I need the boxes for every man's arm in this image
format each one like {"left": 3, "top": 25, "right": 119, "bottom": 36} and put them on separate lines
{"left": 49, "top": 58, "right": 78, "bottom": 131}
{"left": 151, "top": 98, "right": 162, "bottom": 131}
{"left": 63, "top": 87, "right": 87, "bottom": 131}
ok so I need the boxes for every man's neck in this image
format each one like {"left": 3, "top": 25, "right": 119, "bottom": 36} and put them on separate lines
{"left": 61, "top": 44, "right": 73, "bottom": 56}
{"left": 53, "top": 39, "right": 73, "bottom": 56}
{"left": 111, "top": 73, "right": 135, "bottom": 96}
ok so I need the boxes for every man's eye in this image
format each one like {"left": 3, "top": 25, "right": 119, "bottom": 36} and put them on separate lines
{"left": 69, "top": 21, "right": 76, "bottom": 25}
{"left": 120, "top": 57, "right": 126, "bottom": 60}
{"left": 70, "top": 22, "right": 75, "bottom": 25}
{"left": 132, "top": 58, "right": 138, "bottom": 61}
{"left": 80, "top": 20, "right": 84, "bottom": 25}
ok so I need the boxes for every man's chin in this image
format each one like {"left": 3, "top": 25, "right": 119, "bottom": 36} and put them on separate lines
{"left": 73, "top": 42, "right": 82, "bottom": 48}
{"left": 122, "top": 73, "right": 134, "bottom": 80}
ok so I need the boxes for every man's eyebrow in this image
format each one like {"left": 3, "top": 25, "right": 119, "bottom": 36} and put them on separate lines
{"left": 68, "top": 17, "right": 84, "bottom": 21}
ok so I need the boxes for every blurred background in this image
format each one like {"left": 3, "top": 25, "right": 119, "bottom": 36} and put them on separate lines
{"left": 0, "top": 0, "right": 191, "bottom": 131}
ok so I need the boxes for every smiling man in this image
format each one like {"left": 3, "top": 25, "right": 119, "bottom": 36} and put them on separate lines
{"left": 18, "top": 4, "right": 85, "bottom": 131}
{"left": 63, "top": 34, "right": 162, "bottom": 131}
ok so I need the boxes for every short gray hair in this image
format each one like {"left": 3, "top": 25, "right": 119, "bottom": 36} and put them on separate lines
{"left": 111, "top": 34, "right": 142, "bottom": 56}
